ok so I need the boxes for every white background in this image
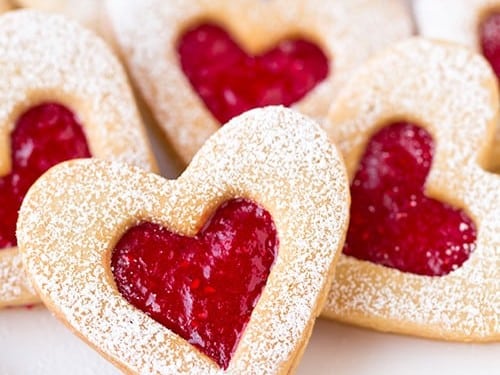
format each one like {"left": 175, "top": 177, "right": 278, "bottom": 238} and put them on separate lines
{"left": 1, "top": 306, "right": 499, "bottom": 375}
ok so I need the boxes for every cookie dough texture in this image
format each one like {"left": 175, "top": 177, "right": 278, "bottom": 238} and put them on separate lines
{"left": 322, "top": 38, "right": 500, "bottom": 342}
{"left": 0, "top": 11, "right": 156, "bottom": 308}
{"left": 106, "top": 0, "right": 413, "bottom": 164}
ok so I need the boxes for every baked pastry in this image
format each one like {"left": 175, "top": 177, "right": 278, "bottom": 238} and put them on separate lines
{"left": 12, "top": 0, "right": 112, "bottom": 44}
{"left": 106, "top": 0, "right": 413, "bottom": 164}
{"left": 414, "top": 0, "right": 500, "bottom": 172}
{"left": 0, "top": 0, "right": 11, "bottom": 13}
{"left": 18, "top": 106, "right": 350, "bottom": 374}
{"left": 322, "top": 38, "right": 500, "bottom": 342}
{"left": 0, "top": 10, "right": 156, "bottom": 308}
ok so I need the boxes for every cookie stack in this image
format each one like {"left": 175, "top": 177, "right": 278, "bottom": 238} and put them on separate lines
{"left": 0, "top": 1, "right": 498, "bottom": 374}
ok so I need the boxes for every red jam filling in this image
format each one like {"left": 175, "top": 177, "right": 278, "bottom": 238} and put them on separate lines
{"left": 111, "top": 198, "right": 278, "bottom": 369}
{"left": 480, "top": 12, "right": 500, "bottom": 79}
{"left": 343, "top": 123, "right": 476, "bottom": 276}
{"left": 0, "top": 103, "right": 91, "bottom": 249}
{"left": 177, "top": 23, "right": 329, "bottom": 124}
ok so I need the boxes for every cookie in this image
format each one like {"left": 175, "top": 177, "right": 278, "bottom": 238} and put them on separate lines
{"left": 12, "top": 0, "right": 112, "bottom": 43}
{"left": 0, "top": 0, "right": 11, "bottom": 13}
{"left": 105, "top": 0, "right": 413, "bottom": 164}
{"left": 0, "top": 10, "right": 156, "bottom": 308}
{"left": 321, "top": 38, "right": 500, "bottom": 342}
{"left": 414, "top": 0, "right": 500, "bottom": 172}
{"left": 18, "top": 106, "right": 350, "bottom": 374}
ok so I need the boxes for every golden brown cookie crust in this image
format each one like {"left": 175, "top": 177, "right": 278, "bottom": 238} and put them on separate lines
{"left": 0, "top": 0, "right": 11, "bottom": 13}
{"left": 106, "top": 0, "right": 413, "bottom": 164}
{"left": 18, "top": 106, "right": 350, "bottom": 374}
{"left": 415, "top": 0, "right": 500, "bottom": 172}
{"left": 0, "top": 10, "right": 156, "bottom": 308}
{"left": 322, "top": 38, "right": 500, "bottom": 342}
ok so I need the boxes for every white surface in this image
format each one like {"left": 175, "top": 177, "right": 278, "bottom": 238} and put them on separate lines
{"left": 0, "top": 306, "right": 499, "bottom": 375}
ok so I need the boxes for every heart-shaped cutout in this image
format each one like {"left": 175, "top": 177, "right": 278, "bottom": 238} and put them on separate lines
{"left": 106, "top": 0, "right": 412, "bottom": 163}
{"left": 322, "top": 38, "right": 500, "bottom": 341}
{"left": 0, "top": 11, "right": 155, "bottom": 308}
{"left": 19, "top": 106, "right": 350, "bottom": 373}
{"left": 344, "top": 122, "right": 476, "bottom": 276}
{"left": 112, "top": 198, "right": 278, "bottom": 369}
{"left": 178, "top": 22, "right": 328, "bottom": 124}
{"left": 0, "top": 103, "right": 91, "bottom": 248}
{"left": 414, "top": 0, "right": 500, "bottom": 173}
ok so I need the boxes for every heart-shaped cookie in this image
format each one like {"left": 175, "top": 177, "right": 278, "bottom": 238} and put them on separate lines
{"left": 322, "top": 38, "right": 500, "bottom": 341}
{"left": 12, "top": 0, "right": 111, "bottom": 43}
{"left": 415, "top": 0, "right": 500, "bottom": 173}
{"left": 0, "top": 0, "right": 10, "bottom": 13}
{"left": 105, "top": 0, "right": 412, "bottom": 164}
{"left": 18, "top": 106, "right": 350, "bottom": 374}
{"left": 0, "top": 10, "right": 156, "bottom": 308}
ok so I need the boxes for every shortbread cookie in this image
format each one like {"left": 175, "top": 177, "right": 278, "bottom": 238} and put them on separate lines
{"left": 0, "top": 10, "right": 156, "bottom": 308}
{"left": 18, "top": 106, "right": 350, "bottom": 374}
{"left": 322, "top": 38, "right": 500, "bottom": 341}
{"left": 0, "top": 0, "right": 10, "bottom": 13}
{"left": 13, "top": 0, "right": 111, "bottom": 43}
{"left": 414, "top": 0, "right": 500, "bottom": 171}
{"left": 106, "top": 0, "right": 413, "bottom": 164}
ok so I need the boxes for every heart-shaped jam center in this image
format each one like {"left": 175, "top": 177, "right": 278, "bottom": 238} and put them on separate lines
{"left": 343, "top": 123, "right": 476, "bottom": 276}
{"left": 177, "top": 23, "right": 329, "bottom": 124}
{"left": 111, "top": 198, "right": 278, "bottom": 369}
{"left": 0, "top": 103, "right": 91, "bottom": 249}
{"left": 480, "top": 12, "right": 500, "bottom": 79}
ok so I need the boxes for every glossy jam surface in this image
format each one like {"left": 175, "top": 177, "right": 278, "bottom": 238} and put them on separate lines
{"left": 177, "top": 23, "right": 329, "bottom": 124}
{"left": 0, "top": 103, "right": 91, "bottom": 249}
{"left": 343, "top": 123, "right": 476, "bottom": 276}
{"left": 111, "top": 198, "right": 278, "bottom": 369}
{"left": 480, "top": 12, "right": 500, "bottom": 79}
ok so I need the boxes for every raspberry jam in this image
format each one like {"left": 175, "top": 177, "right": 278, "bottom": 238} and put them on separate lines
{"left": 480, "top": 12, "right": 500, "bottom": 79}
{"left": 343, "top": 123, "right": 476, "bottom": 276}
{"left": 0, "top": 103, "right": 91, "bottom": 249}
{"left": 177, "top": 23, "right": 329, "bottom": 124}
{"left": 111, "top": 198, "right": 278, "bottom": 369}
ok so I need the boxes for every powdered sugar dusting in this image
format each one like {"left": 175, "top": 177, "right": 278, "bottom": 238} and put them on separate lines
{"left": 323, "top": 38, "right": 500, "bottom": 340}
{"left": 414, "top": 0, "right": 500, "bottom": 172}
{"left": 105, "top": 0, "right": 413, "bottom": 163}
{"left": 15, "top": 0, "right": 101, "bottom": 29}
{"left": 0, "top": 11, "right": 155, "bottom": 307}
{"left": 18, "top": 106, "right": 350, "bottom": 373}
{"left": 0, "top": 250, "right": 37, "bottom": 305}
{"left": 14, "top": 0, "right": 113, "bottom": 44}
